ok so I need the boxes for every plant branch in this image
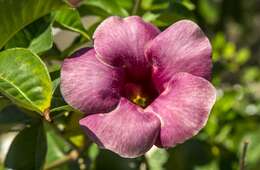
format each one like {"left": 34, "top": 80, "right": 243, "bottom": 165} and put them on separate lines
{"left": 240, "top": 140, "right": 249, "bottom": 170}
{"left": 44, "top": 150, "right": 79, "bottom": 170}
{"left": 43, "top": 108, "right": 51, "bottom": 122}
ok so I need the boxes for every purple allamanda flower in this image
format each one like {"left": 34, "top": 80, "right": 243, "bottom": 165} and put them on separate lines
{"left": 60, "top": 16, "right": 217, "bottom": 158}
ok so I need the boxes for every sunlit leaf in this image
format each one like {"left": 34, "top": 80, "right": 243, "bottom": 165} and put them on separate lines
{"left": 0, "top": 48, "right": 52, "bottom": 114}
{"left": 86, "top": 144, "right": 100, "bottom": 170}
{"left": 236, "top": 48, "right": 250, "bottom": 64}
{"left": 0, "top": 0, "right": 66, "bottom": 48}
{"left": 223, "top": 42, "right": 236, "bottom": 59}
{"left": 55, "top": 7, "right": 90, "bottom": 40}
{"left": 146, "top": 147, "right": 169, "bottom": 170}
{"left": 28, "top": 25, "right": 53, "bottom": 54}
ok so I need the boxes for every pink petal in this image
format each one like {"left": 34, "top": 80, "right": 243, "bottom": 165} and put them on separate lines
{"left": 79, "top": 98, "right": 161, "bottom": 158}
{"left": 60, "top": 48, "right": 124, "bottom": 114}
{"left": 93, "top": 16, "right": 160, "bottom": 79}
{"left": 145, "top": 20, "right": 212, "bottom": 91}
{"left": 145, "top": 72, "right": 216, "bottom": 148}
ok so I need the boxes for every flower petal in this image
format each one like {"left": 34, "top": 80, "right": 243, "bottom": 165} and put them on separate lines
{"left": 145, "top": 72, "right": 216, "bottom": 148}
{"left": 145, "top": 20, "right": 212, "bottom": 90}
{"left": 79, "top": 98, "right": 161, "bottom": 158}
{"left": 93, "top": 16, "right": 160, "bottom": 79}
{"left": 61, "top": 48, "right": 124, "bottom": 114}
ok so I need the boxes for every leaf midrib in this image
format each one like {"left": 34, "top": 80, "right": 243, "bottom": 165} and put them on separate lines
{"left": 0, "top": 74, "right": 39, "bottom": 112}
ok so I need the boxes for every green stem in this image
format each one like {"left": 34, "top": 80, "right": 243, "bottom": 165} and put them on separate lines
{"left": 240, "top": 140, "right": 249, "bottom": 170}
{"left": 132, "top": 0, "right": 141, "bottom": 15}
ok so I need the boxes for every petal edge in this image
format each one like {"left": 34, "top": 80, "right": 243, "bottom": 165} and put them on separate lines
{"left": 146, "top": 72, "right": 216, "bottom": 147}
{"left": 80, "top": 98, "right": 161, "bottom": 158}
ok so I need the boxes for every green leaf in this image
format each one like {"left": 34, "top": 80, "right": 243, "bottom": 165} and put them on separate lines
{"left": 5, "top": 16, "right": 54, "bottom": 54}
{"left": 236, "top": 48, "right": 250, "bottom": 64}
{"left": 0, "top": 105, "right": 31, "bottom": 131}
{"left": 83, "top": 0, "right": 128, "bottom": 17}
{"left": 28, "top": 25, "right": 53, "bottom": 54}
{"left": 45, "top": 125, "right": 70, "bottom": 165}
{"left": 198, "top": 0, "right": 220, "bottom": 25}
{"left": 0, "top": 0, "right": 67, "bottom": 49}
{"left": 194, "top": 161, "right": 219, "bottom": 170}
{"left": 142, "top": 12, "right": 160, "bottom": 22}
{"left": 86, "top": 144, "right": 100, "bottom": 170}
{"left": 55, "top": 7, "right": 90, "bottom": 40}
{"left": 52, "top": 78, "right": 61, "bottom": 95}
{"left": 0, "top": 48, "right": 52, "bottom": 113}
{"left": 223, "top": 42, "right": 236, "bottom": 59}
{"left": 0, "top": 96, "right": 10, "bottom": 111}
{"left": 4, "top": 121, "right": 47, "bottom": 170}
{"left": 150, "top": 2, "right": 194, "bottom": 27}
{"left": 78, "top": 4, "right": 111, "bottom": 18}
{"left": 44, "top": 122, "right": 71, "bottom": 170}
{"left": 146, "top": 148, "right": 169, "bottom": 170}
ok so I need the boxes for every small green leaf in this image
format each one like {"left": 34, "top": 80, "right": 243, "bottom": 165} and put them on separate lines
{"left": 223, "top": 42, "right": 236, "bottom": 59}
{"left": 52, "top": 78, "right": 61, "bottom": 95}
{"left": 45, "top": 125, "right": 70, "bottom": 165}
{"left": 0, "top": 0, "right": 67, "bottom": 48}
{"left": 146, "top": 148, "right": 169, "bottom": 170}
{"left": 236, "top": 48, "right": 250, "bottom": 64}
{"left": 142, "top": 12, "right": 160, "bottom": 22}
{"left": 4, "top": 121, "right": 47, "bottom": 170}
{"left": 78, "top": 4, "right": 111, "bottom": 18}
{"left": 83, "top": 0, "right": 128, "bottom": 17}
{"left": 0, "top": 48, "right": 52, "bottom": 114}
{"left": 87, "top": 144, "right": 100, "bottom": 170}
{"left": 55, "top": 7, "right": 90, "bottom": 40}
{"left": 28, "top": 25, "right": 53, "bottom": 54}
{"left": 5, "top": 16, "right": 54, "bottom": 54}
{"left": 198, "top": 0, "right": 220, "bottom": 25}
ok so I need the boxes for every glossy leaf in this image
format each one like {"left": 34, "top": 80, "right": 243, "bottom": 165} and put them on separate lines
{"left": 4, "top": 121, "right": 47, "bottom": 170}
{"left": 55, "top": 7, "right": 90, "bottom": 40}
{"left": 5, "top": 16, "right": 54, "bottom": 54}
{"left": 0, "top": 0, "right": 66, "bottom": 48}
{"left": 0, "top": 48, "right": 52, "bottom": 114}
{"left": 28, "top": 25, "right": 53, "bottom": 54}
{"left": 0, "top": 105, "right": 31, "bottom": 131}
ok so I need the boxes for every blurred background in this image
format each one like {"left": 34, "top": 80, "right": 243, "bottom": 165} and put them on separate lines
{"left": 1, "top": 0, "right": 260, "bottom": 170}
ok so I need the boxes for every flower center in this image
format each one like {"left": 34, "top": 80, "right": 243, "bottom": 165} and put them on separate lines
{"left": 132, "top": 95, "right": 147, "bottom": 108}
{"left": 121, "top": 71, "right": 159, "bottom": 108}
